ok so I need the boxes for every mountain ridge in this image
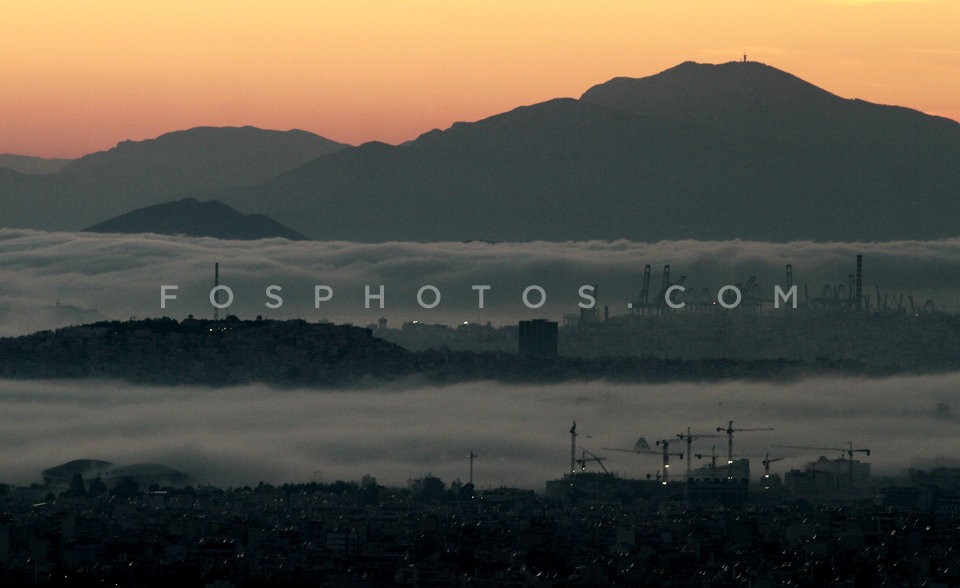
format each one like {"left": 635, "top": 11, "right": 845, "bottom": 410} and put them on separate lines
{"left": 2, "top": 62, "right": 958, "bottom": 242}
{"left": 0, "top": 154, "right": 73, "bottom": 174}
{"left": 0, "top": 126, "right": 348, "bottom": 231}
{"left": 209, "top": 61, "right": 960, "bottom": 242}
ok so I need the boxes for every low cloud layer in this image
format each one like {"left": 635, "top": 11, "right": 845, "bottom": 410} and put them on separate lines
{"left": 2, "top": 229, "right": 960, "bottom": 335}
{"left": 0, "top": 375, "right": 956, "bottom": 489}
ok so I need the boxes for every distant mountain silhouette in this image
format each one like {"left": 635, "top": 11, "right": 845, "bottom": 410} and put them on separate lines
{"left": 0, "top": 126, "right": 346, "bottom": 230}
{"left": 3, "top": 63, "right": 960, "bottom": 241}
{"left": 84, "top": 198, "right": 308, "bottom": 240}
{"left": 0, "top": 154, "right": 72, "bottom": 174}
{"left": 213, "top": 61, "right": 960, "bottom": 242}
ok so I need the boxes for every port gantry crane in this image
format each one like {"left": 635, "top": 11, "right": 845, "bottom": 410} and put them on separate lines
{"left": 603, "top": 437, "right": 683, "bottom": 484}
{"left": 631, "top": 264, "right": 652, "bottom": 315}
{"left": 772, "top": 441, "right": 871, "bottom": 489}
{"left": 677, "top": 426, "right": 726, "bottom": 480}
{"left": 717, "top": 420, "right": 774, "bottom": 480}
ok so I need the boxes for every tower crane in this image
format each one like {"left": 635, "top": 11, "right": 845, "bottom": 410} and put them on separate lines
{"left": 717, "top": 420, "right": 774, "bottom": 480}
{"left": 692, "top": 450, "right": 783, "bottom": 485}
{"left": 568, "top": 420, "right": 598, "bottom": 475}
{"left": 761, "top": 453, "right": 785, "bottom": 477}
{"left": 468, "top": 451, "right": 478, "bottom": 485}
{"left": 772, "top": 441, "right": 871, "bottom": 489}
{"left": 757, "top": 453, "right": 785, "bottom": 491}
{"left": 655, "top": 439, "right": 683, "bottom": 484}
{"left": 577, "top": 448, "right": 609, "bottom": 474}
{"left": 735, "top": 452, "right": 786, "bottom": 477}
{"left": 603, "top": 437, "right": 683, "bottom": 484}
{"left": 694, "top": 445, "right": 721, "bottom": 470}
{"left": 677, "top": 427, "right": 725, "bottom": 480}
{"left": 570, "top": 421, "right": 577, "bottom": 475}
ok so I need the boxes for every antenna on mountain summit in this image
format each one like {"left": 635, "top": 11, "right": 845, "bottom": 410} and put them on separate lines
{"left": 743, "top": 53, "right": 747, "bottom": 63}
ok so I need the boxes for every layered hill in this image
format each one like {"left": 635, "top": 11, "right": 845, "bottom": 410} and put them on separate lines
{"left": 3, "top": 62, "right": 959, "bottom": 242}
{"left": 0, "top": 154, "right": 72, "bottom": 174}
{"left": 215, "top": 61, "right": 960, "bottom": 242}
{"left": 0, "top": 317, "right": 878, "bottom": 387}
{"left": 84, "top": 198, "right": 308, "bottom": 240}
{"left": 0, "top": 127, "right": 346, "bottom": 230}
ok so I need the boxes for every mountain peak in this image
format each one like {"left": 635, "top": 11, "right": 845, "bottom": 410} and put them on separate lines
{"left": 212, "top": 60, "right": 960, "bottom": 242}
{"left": 84, "top": 197, "right": 308, "bottom": 241}
{"left": 580, "top": 60, "right": 839, "bottom": 123}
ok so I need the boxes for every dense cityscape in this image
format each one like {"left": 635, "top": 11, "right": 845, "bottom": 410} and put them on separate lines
{"left": 0, "top": 298, "right": 955, "bottom": 584}
{"left": 1, "top": 455, "right": 959, "bottom": 586}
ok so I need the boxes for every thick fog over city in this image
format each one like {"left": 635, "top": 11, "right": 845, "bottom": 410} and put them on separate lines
{"left": 0, "top": 374, "right": 955, "bottom": 489}
{"left": 3, "top": 228, "right": 960, "bottom": 335}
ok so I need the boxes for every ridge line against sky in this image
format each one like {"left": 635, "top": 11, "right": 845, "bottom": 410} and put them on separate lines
{"left": 2, "top": 0, "right": 958, "bottom": 158}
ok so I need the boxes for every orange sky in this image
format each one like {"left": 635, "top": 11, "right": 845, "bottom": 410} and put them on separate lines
{"left": 2, "top": 0, "right": 958, "bottom": 158}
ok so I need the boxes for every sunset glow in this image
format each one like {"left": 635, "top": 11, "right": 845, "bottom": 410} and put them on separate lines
{"left": 2, "top": 0, "right": 958, "bottom": 157}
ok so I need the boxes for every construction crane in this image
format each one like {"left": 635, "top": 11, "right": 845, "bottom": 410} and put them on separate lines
{"left": 761, "top": 453, "right": 784, "bottom": 477}
{"left": 570, "top": 421, "right": 577, "bottom": 475}
{"left": 655, "top": 439, "right": 683, "bottom": 484}
{"left": 577, "top": 448, "right": 609, "bottom": 474}
{"left": 757, "top": 453, "right": 785, "bottom": 491}
{"left": 773, "top": 442, "right": 871, "bottom": 489}
{"left": 677, "top": 427, "right": 725, "bottom": 480}
{"left": 694, "top": 445, "right": 721, "bottom": 470}
{"left": 568, "top": 420, "right": 598, "bottom": 475}
{"left": 717, "top": 420, "right": 774, "bottom": 480}
{"left": 694, "top": 448, "right": 755, "bottom": 469}
{"left": 735, "top": 452, "right": 786, "bottom": 477}
{"left": 603, "top": 437, "right": 683, "bottom": 484}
